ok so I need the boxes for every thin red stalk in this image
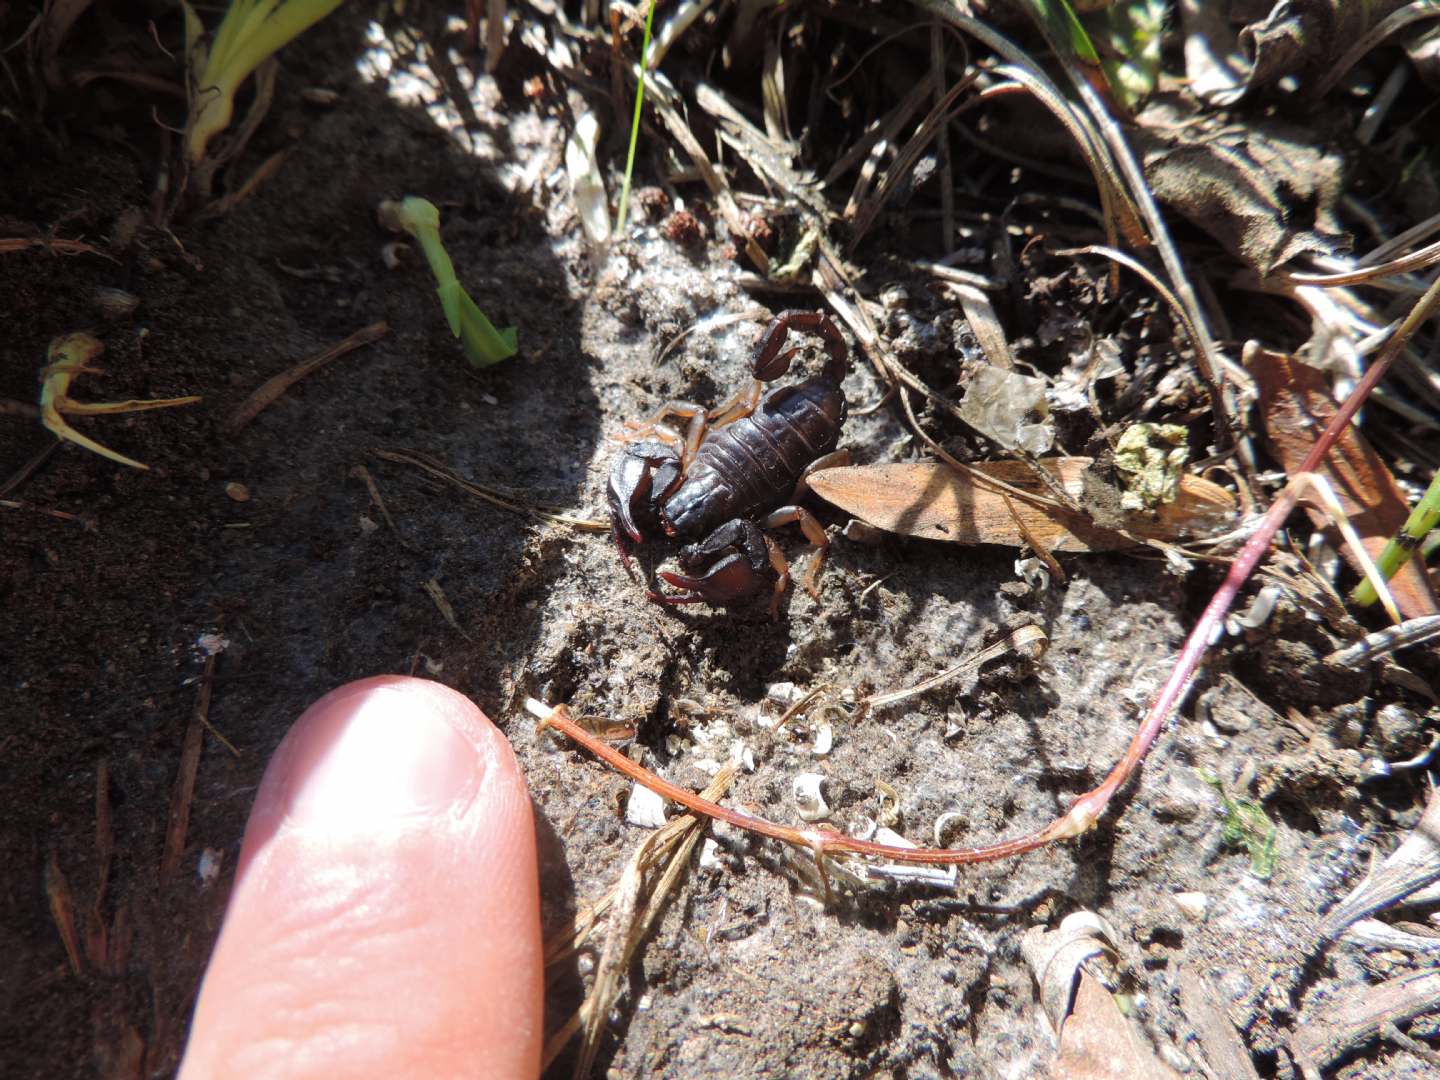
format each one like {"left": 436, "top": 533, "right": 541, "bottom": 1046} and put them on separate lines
{"left": 537, "top": 275, "right": 1440, "bottom": 871}
{"left": 1070, "top": 272, "right": 1440, "bottom": 824}
{"left": 538, "top": 704, "right": 1056, "bottom": 864}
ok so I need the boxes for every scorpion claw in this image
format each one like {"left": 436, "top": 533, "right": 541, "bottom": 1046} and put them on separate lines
{"left": 655, "top": 557, "right": 770, "bottom": 607}
{"left": 607, "top": 440, "right": 682, "bottom": 545}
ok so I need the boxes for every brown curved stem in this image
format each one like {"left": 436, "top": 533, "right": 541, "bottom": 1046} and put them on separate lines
{"left": 529, "top": 272, "right": 1440, "bottom": 884}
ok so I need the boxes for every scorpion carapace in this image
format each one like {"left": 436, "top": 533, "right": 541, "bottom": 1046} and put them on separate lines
{"left": 607, "top": 310, "right": 852, "bottom": 613}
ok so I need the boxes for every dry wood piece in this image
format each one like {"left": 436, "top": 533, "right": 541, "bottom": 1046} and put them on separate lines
{"left": 1291, "top": 968, "right": 1440, "bottom": 1078}
{"left": 226, "top": 321, "right": 388, "bottom": 433}
{"left": 1178, "top": 966, "right": 1261, "bottom": 1080}
{"left": 808, "top": 459, "right": 1236, "bottom": 551}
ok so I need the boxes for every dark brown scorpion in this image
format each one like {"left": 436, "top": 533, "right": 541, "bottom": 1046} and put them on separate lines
{"left": 607, "top": 310, "right": 851, "bottom": 612}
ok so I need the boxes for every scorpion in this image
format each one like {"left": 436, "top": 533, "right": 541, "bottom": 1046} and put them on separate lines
{"left": 607, "top": 310, "right": 851, "bottom": 613}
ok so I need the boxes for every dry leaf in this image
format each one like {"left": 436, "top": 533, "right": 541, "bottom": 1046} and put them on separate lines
{"left": 565, "top": 111, "right": 610, "bottom": 248}
{"left": 1182, "top": 0, "right": 1416, "bottom": 105}
{"left": 1248, "top": 343, "right": 1438, "bottom": 618}
{"left": 1022, "top": 911, "right": 1120, "bottom": 1033}
{"left": 1136, "top": 110, "right": 1346, "bottom": 275}
{"left": 1056, "top": 971, "right": 1182, "bottom": 1080}
{"left": 808, "top": 460, "right": 1236, "bottom": 551}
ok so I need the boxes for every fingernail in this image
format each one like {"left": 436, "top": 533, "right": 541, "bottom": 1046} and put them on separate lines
{"left": 281, "top": 687, "right": 480, "bottom": 832}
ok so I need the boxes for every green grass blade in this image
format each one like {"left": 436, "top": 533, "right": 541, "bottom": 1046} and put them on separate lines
{"left": 613, "top": 0, "right": 658, "bottom": 238}
{"left": 1351, "top": 469, "right": 1440, "bottom": 606}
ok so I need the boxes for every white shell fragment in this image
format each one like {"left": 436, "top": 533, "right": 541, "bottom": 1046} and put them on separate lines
{"left": 792, "top": 773, "right": 830, "bottom": 821}
{"left": 811, "top": 720, "right": 834, "bottom": 756}
{"left": 1173, "top": 891, "right": 1209, "bottom": 922}
{"left": 625, "top": 782, "right": 668, "bottom": 829}
{"left": 698, "top": 838, "right": 722, "bottom": 871}
{"left": 933, "top": 811, "right": 969, "bottom": 848}
{"left": 1015, "top": 556, "right": 1049, "bottom": 592}
{"left": 197, "top": 847, "right": 223, "bottom": 886}
{"left": 766, "top": 681, "right": 803, "bottom": 706}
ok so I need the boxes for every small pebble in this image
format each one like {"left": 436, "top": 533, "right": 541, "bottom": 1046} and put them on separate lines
{"left": 92, "top": 287, "right": 140, "bottom": 320}
{"left": 300, "top": 87, "right": 340, "bottom": 106}
{"left": 1172, "top": 891, "right": 1208, "bottom": 922}
{"left": 224, "top": 482, "right": 251, "bottom": 502}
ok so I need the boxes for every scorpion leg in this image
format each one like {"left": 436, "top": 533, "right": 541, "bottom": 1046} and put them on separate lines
{"left": 760, "top": 505, "right": 830, "bottom": 598}
{"left": 705, "top": 378, "right": 764, "bottom": 430}
{"left": 789, "top": 449, "right": 851, "bottom": 503}
{"left": 619, "top": 400, "right": 708, "bottom": 467}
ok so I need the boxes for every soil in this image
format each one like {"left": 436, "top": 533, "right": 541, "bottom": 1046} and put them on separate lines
{"left": 3, "top": 6, "right": 1437, "bottom": 1079}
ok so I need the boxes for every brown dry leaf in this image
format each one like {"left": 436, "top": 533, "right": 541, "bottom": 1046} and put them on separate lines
{"left": 1136, "top": 109, "right": 1346, "bottom": 275}
{"left": 1055, "top": 971, "right": 1182, "bottom": 1080}
{"left": 1021, "top": 911, "right": 1120, "bottom": 1034}
{"left": 1248, "top": 343, "right": 1438, "bottom": 618}
{"left": 808, "top": 460, "right": 1236, "bottom": 551}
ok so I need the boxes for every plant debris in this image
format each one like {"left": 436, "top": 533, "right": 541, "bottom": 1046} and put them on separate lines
{"left": 807, "top": 460, "right": 1236, "bottom": 550}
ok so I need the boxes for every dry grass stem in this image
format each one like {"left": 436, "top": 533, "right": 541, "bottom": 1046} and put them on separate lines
{"left": 160, "top": 654, "right": 214, "bottom": 889}
{"left": 543, "top": 765, "right": 737, "bottom": 1074}
{"left": 372, "top": 448, "right": 607, "bottom": 530}
{"left": 863, "top": 625, "right": 1047, "bottom": 710}
{"left": 226, "top": 321, "right": 388, "bottom": 432}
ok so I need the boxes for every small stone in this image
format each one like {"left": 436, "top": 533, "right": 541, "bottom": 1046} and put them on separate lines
{"left": 1172, "top": 891, "right": 1208, "bottom": 922}
{"left": 224, "top": 482, "right": 251, "bottom": 502}
{"left": 625, "top": 783, "right": 668, "bottom": 828}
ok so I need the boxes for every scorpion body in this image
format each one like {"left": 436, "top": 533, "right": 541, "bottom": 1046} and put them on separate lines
{"left": 664, "top": 377, "right": 845, "bottom": 537}
{"left": 608, "top": 310, "right": 851, "bottom": 610}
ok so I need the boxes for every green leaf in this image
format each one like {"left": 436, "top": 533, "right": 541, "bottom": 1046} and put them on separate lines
{"left": 1198, "top": 770, "right": 1278, "bottom": 879}
{"left": 455, "top": 290, "right": 518, "bottom": 367}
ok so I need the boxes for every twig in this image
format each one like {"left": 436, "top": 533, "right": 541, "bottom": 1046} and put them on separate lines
{"left": 372, "top": 447, "right": 607, "bottom": 530}
{"left": 161, "top": 654, "right": 215, "bottom": 888}
{"left": 1326, "top": 615, "right": 1440, "bottom": 671}
{"left": 863, "top": 625, "right": 1046, "bottom": 710}
{"left": 226, "top": 321, "right": 387, "bottom": 432}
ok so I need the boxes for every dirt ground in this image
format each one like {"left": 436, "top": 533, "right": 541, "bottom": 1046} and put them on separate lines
{"left": 3, "top": 5, "right": 1438, "bottom": 1079}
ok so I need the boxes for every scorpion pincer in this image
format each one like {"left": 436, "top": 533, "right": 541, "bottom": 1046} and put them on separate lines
{"left": 607, "top": 310, "right": 852, "bottom": 613}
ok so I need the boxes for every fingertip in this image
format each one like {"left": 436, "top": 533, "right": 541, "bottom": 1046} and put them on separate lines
{"left": 182, "top": 677, "right": 542, "bottom": 1079}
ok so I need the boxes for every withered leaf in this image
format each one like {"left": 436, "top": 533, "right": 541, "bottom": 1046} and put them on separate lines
{"left": 1056, "top": 971, "right": 1181, "bottom": 1080}
{"left": 1136, "top": 109, "right": 1346, "bottom": 275}
{"left": 808, "top": 459, "right": 1235, "bottom": 552}
{"left": 1248, "top": 343, "right": 1438, "bottom": 618}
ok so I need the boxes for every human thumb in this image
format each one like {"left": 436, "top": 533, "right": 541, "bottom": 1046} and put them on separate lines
{"left": 180, "top": 676, "right": 542, "bottom": 1079}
